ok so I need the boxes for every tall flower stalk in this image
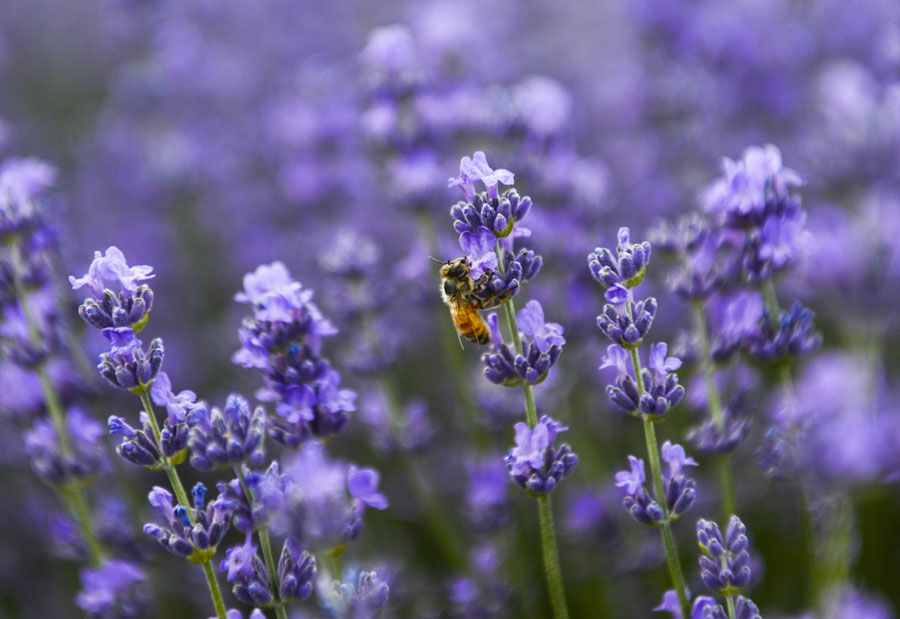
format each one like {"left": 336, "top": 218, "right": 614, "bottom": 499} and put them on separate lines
{"left": 590, "top": 228, "right": 694, "bottom": 618}
{"left": 70, "top": 247, "right": 230, "bottom": 619}
{"left": 447, "top": 152, "right": 574, "bottom": 618}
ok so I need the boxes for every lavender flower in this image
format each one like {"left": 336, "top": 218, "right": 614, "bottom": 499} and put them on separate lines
{"left": 702, "top": 144, "right": 802, "bottom": 228}
{"left": 108, "top": 411, "right": 188, "bottom": 468}
{"left": 24, "top": 406, "right": 107, "bottom": 484}
{"left": 604, "top": 343, "right": 684, "bottom": 419}
{"left": 218, "top": 461, "right": 289, "bottom": 534}
{"left": 143, "top": 484, "right": 234, "bottom": 563}
{"left": 481, "top": 303, "right": 564, "bottom": 387}
{"left": 277, "top": 537, "right": 317, "bottom": 603}
{"left": 744, "top": 302, "right": 822, "bottom": 365}
{"left": 185, "top": 394, "right": 266, "bottom": 471}
{"left": 232, "top": 261, "right": 354, "bottom": 445}
{"left": 75, "top": 559, "right": 149, "bottom": 619}
{"left": 588, "top": 227, "right": 652, "bottom": 290}
{"left": 691, "top": 595, "right": 761, "bottom": 619}
{"left": 448, "top": 151, "right": 515, "bottom": 203}
{"left": 506, "top": 415, "right": 577, "bottom": 495}
{"left": 69, "top": 246, "right": 155, "bottom": 299}
{"left": 95, "top": 331, "right": 164, "bottom": 395}
{"left": 331, "top": 570, "right": 390, "bottom": 618}
{"left": 273, "top": 442, "right": 388, "bottom": 552}
{"left": 220, "top": 536, "right": 272, "bottom": 606}
{"left": 615, "top": 443, "right": 697, "bottom": 525}
{"left": 696, "top": 516, "right": 752, "bottom": 595}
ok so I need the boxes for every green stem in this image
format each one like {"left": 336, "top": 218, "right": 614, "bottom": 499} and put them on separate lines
{"left": 725, "top": 594, "right": 736, "bottom": 619}
{"left": 495, "top": 246, "right": 568, "bottom": 619}
{"left": 630, "top": 347, "right": 691, "bottom": 619}
{"left": 139, "top": 393, "right": 227, "bottom": 619}
{"left": 691, "top": 301, "right": 736, "bottom": 520}
{"left": 10, "top": 240, "right": 105, "bottom": 565}
{"left": 201, "top": 560, "right": 228, "bottom": 619}
{"left": 237, "top": 467, "right": 289, "bottom": 619}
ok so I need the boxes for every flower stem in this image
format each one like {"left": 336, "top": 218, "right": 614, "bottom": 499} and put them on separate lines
{"left": 691, "top": 301, "right": 736, "bottom": 520}
{"left": 11, "top": 240, "right": 105, "bottom": 565}
{"left": 630, "top": 346, "right": 691, "bottom": 619}
{"left": 236, "top": 466, "right": 289, "bottom": 619}
{"left": 725, "top": 594, "right": 736, "bottom": 619}
{"left": 494, "top": 244, "right": 569, "bottom": 619}
{"left": 139, "top": 393, "right": 227, "bottom": 619}
{"left": 201, "top": 560, "right": 228, "bottom": 619}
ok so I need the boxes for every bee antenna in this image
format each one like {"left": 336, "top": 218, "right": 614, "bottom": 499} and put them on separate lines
{"left": 428, "top": 256, "right": 446, "bottom": 264}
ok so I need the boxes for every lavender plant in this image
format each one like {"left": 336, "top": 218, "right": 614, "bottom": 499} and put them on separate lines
{"left": 590, "top": 227, "right": 694, "bottom": 618}
{"left": 448, "top": 151, "right": 574, "bottom": 618}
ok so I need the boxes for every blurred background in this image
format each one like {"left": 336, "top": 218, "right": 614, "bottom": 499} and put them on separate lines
{"left": 1, "top": 0, "right": 899, "bottom": 617}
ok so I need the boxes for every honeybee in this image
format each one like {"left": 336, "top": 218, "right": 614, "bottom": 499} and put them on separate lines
{"left": 434, "top": 257, "right": 511, "bottom": 348}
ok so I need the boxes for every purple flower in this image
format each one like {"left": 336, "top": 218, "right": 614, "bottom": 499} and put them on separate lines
{"left": 649, "top": 342, "right": 683, "bottom": 379}
{"left": 703, "top": 144, "right": 802, "bottom": 223}
{"left": 605, "top": 283, "right": 630, "bottom": 305}
{"left": 459, "top": 226, "right": 498, "bottom": 280}
{"left": 75, "top": 559, "right": 148, "bottom": 618}
{"left": 506, "top": 415, "right": 577, "bottom": 495}
{"left": 143, "top": 483, "right": 234, "bottom": 562}
{"left": 661, "top": 441, "right": 698, "bottom": 479}
{"left": 653, "top": 589, "right": 685, "bottom": 618}
{"left": 347, "top": 465, "right": 389, "bottom": 511}
{"left": 599, "top": 344, "right": 630, "bottom": 378}
{"left": 186, "top": 394, "right": 266, "bottom": 471}
{"left": 150, "top": 371, "right": 197, "bottom": 424}
{"left": 234, "top": 261, "right": 319, "bottom": 324}
{"left": 100, "top": 327, "right": 142, "bottom": 357}
{"left": 614, "top": 455, "right": 646, "bottom": 495}
{"left": 517, "top": 300, "right": 565, "bottom": 353}
{"left": 448, "top": 151, "right": 515, "bottom": 201}
{"left": 221, "top": 535, "right": 257, "bottom": 582}
{"left": 69, "top": 246, "right": 154, "bottom": 298}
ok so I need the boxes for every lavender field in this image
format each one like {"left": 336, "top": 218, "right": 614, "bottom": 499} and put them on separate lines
{"left": 1, "top": 1, "right": 899, "bottom": 617}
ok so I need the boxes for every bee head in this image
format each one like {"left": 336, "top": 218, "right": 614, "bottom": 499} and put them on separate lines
{"left": 441, "top": 257, "right": 469, "bottom": 279}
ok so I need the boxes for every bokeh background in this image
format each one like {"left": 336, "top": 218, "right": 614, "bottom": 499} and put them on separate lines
{"left": 1, "top": 0, "right": 899, "bottom": 617}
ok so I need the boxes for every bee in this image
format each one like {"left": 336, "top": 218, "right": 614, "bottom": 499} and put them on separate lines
{"left": 434, "top": 257, "right": 511, "bottom": 348}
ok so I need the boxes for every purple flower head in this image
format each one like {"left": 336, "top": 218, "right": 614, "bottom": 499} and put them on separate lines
{"left": 347, "top": 466, "right": 389, "bottom": 511}
{"left": 234, "top": 261, "right": 319, "bottom": 324}
{"left": 96, "top": 336, "right": 164, "bottom": 394}
{"left": 221, "top": 535, "right": 257, "bottom": 582}
{"left": 449, "top": 151, "right": 515, "bottom": 201}
{"left": 143, "top": 482, "right": 234, "bottom": 562}
{"left": 459, "top": 227, "right": 498, "bottom": 280}
{"left": 588, "top": 227, "right": 652, "bottom": 290}
{"left": 277, "top": 538, "right": 317, "bottom": 603}
{"left": 599, "top": 344, "right": 630, "bottom": 378}
{"left": 506, "top": 415, "right": 577, "bottom": 495}
{"left": 661, "top": 441, "right": 698, "bottom": 480}
{"left": 150, "top": 371, "right": 197, "bottom": 424}
{"left": 703, "top": 144, "right": 803, "bottom": 226}
{"left": 275, "top": 443, "right": 380, "bottom": 550}
{"left": 614, "top": 455, "right": 646, "bottom": 495}
{"left": 333, "top": 570, "right": 391, "bottom": 616}
{"left": 75, "top": 559, "right": 148, "bottom": 618}
{"left": 186, "top": 394, "right": 266, "bottom": 471}
{"left": 221, "top": 536, "right": 273, "bottom": 607}
{"left": 649, "top": 342, "right": 683, "bottom": 379}
{"left": 25, "top": 406, "right": 107, "bottom": 484}
{"left": 217, "top": 461, "right": 288, "bottom": 534}
{"left": 517, "top": 300, "right": 566, "bottom": 353}
{"left": 108, "top": 411, "right": 187, "bottom": 469}
{"left": 757, "top": 209, "right": 809, "bottom": 271}
{"left": 0, "top": 157, "right": 56, "bottom": 213}
{"left": 69, "top": 246, "right": 154, "bottom": 298}
{"left": 697, "top": 516, "right": 753, "bottom": 595}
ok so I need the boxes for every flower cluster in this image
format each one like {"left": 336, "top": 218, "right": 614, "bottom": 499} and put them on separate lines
{"left": 505, "top": 416, "right": 577, "bottom": 495}
{"left": 232, "top": 261, "right": 356, "bottom": 445}
{"left": 448, "top": 152, "right": 543, "bottom": 307}
{"left": 108, "top": 410, "right": 189, "bottom": 468}
{"left": 143, "top": 484, "right": 235, "bottom": 564}
{"left": 602, "top": 342, "right": 685, "bottom": 420}
{"left": 186, "top": 394, "right": 266, "bottom": 471}
{"left": 614, "top": 441, "right": 697, "bottom": 525}
{"left": 481, "top": 302, "right": 564, "bottom": 387}
{"left": 744, "top": 302, "right": 823, "bottom": 366}
{"left": 691, "top": 516, "right": 760, "bottom": 618}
